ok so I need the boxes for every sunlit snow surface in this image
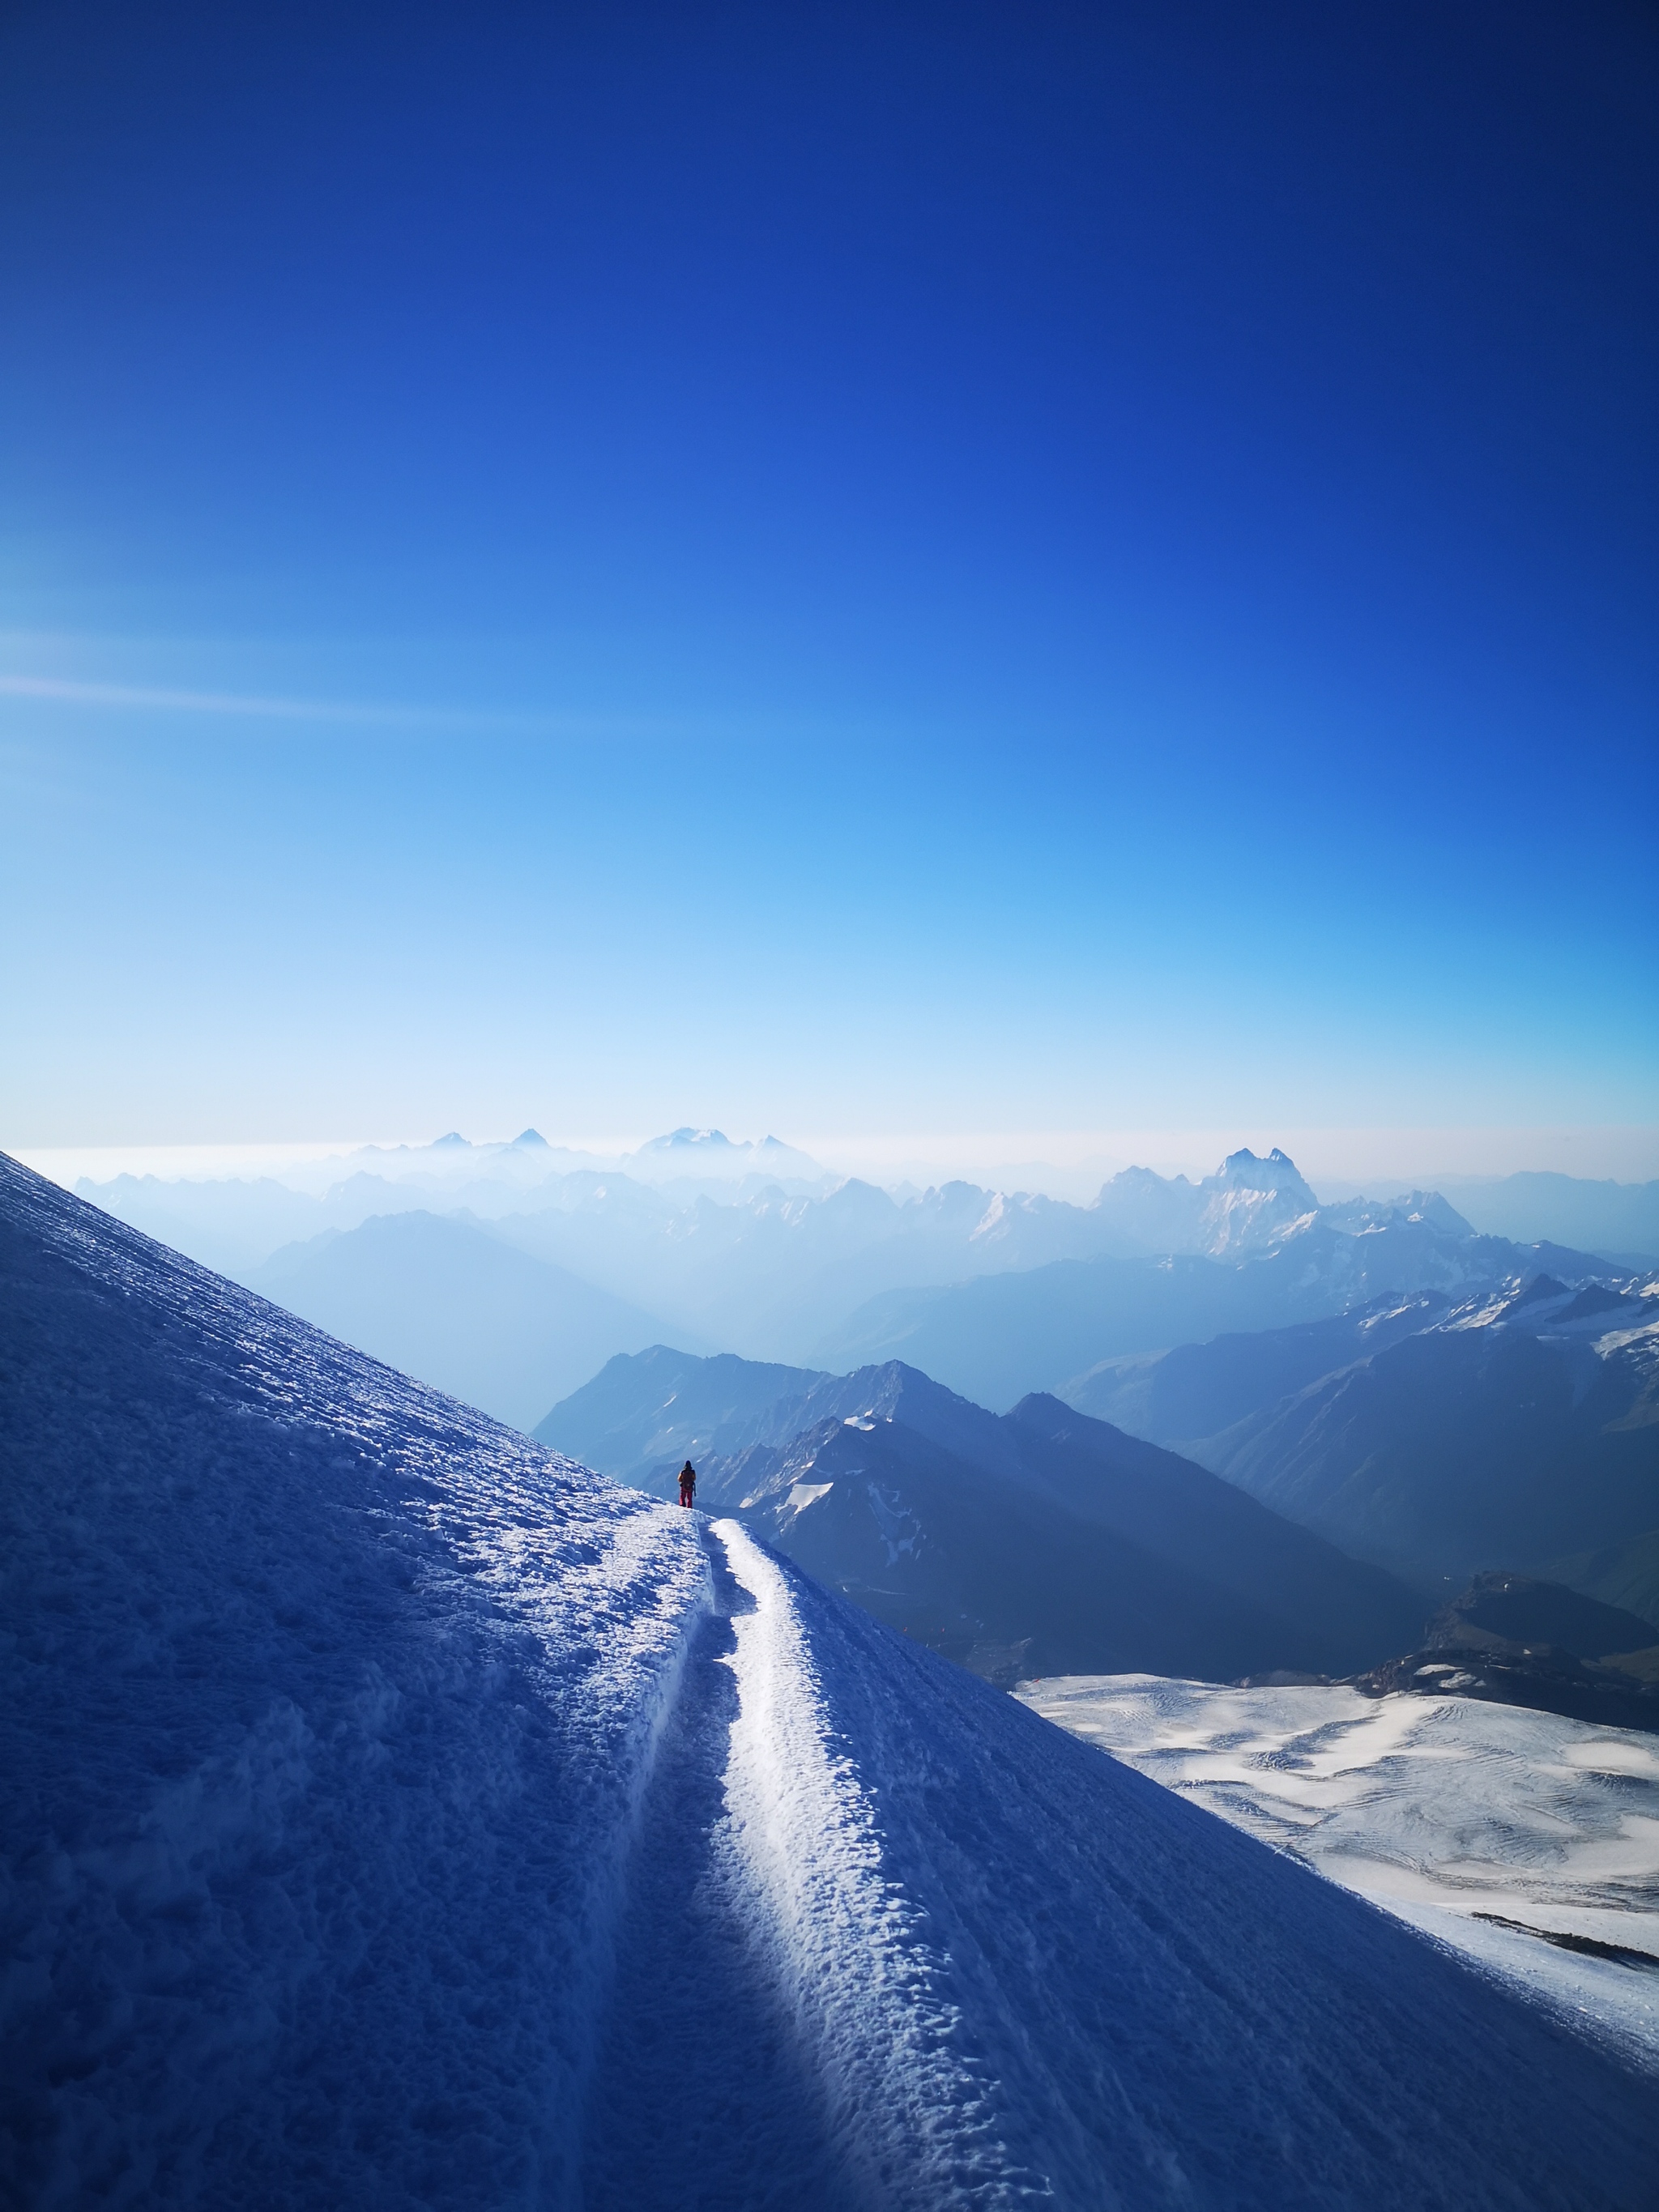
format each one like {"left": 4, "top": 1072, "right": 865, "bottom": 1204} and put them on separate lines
{"left": 1019, "top": 1676, "right": 1659, "bottom": 2067}
{"left": 6, "top": 1152, "right": 1659, "bottom": 2210}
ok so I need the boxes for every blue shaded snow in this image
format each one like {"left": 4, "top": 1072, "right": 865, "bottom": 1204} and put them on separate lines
{"left": 3, "top": 1152, "right": 1657, "bottom": 2209}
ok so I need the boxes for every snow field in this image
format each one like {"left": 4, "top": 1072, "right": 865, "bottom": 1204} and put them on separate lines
{"left": 1020, "top": 1673, "right": 1659, "bottom": 2069}
{"left": 1, "top": 1153, "right": 717, "bottom": 2207}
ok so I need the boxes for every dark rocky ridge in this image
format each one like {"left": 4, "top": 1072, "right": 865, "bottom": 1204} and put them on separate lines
{"left": 1350, "top": 1571, "right": 1659, "bottom": 1733}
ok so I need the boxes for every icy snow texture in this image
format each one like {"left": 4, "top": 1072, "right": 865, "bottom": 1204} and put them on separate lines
{"left": 1020, "top": 1674, "right": 1659, "bottom": 2069}
{"left": 4, "top": 1151, "right": 1659, "bottom": 2208}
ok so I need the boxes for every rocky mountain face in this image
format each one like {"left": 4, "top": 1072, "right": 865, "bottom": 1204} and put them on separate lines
{"left": 1351, "top": 1571, "right": 1659, "bottom": 1733}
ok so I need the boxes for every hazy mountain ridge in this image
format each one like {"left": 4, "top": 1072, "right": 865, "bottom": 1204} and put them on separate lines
{"left": 531, "top": 1342, "right": 831, "bottom": 1480}
{"left": 244, "top": 1209, "right": 693, "bottom": 1430}
{"left": 456, "top": 1149, "right": 1378, "bottom": 1361}
{"left": 75, "top": 1138, "right": 1640, "bottom": 1429}
{"left": 811, "top": 1218, "right": 1619, "bottom": 1409}
{"left": 83, "top": 1136, "right": 1618, "bottom": 1312}
{"left": 1405, "top": 1170, "right": 1659, "bottom": 1268}
{"left": 1065, "top": 1294, "right": 1454, "bottom": 1446}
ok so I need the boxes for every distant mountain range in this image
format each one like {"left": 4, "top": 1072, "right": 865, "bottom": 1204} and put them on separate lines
{"left": 1410, "top": 1170, "right": 1659, "bottom": 1269}
{"left": 810, "top": 1205, "right": 1618, "bottom": 1406}
{"left": 539, "top": 1350, "right": 1427, "bottom": 1683}
{"left": 78, "top": 1140, "right": 1633, "bottom": 1360}
{"left": 1066, "top": 1276, "right": 1659, "bottom": 1613}
{"left": 544, "top": 1267, "right": 1659, "bottom": 1681}
{"left": 49, "top": 1120, "right": 1659, "bottom": 1697}
{"left": 493, "top": 1149, "right": 1384, "bottom": 1364}
{"left": 74, "top": 1138, "right": 1645, "bottom": 1455}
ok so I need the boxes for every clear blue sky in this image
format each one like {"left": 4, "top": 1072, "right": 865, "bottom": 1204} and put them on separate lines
{"left": 2, "top": 0, "right": 1654, "bottom": 1157}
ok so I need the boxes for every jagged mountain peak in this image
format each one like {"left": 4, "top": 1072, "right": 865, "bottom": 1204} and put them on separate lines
{"left": 1218, "top": 1142, "right": 1295, "bottom": 1176}
{"left": 1210, "top": 1144, "right": 1316, "bottom": 1198}
{"left": 642, "top": 1126, "right": 737, "bottom": 1151}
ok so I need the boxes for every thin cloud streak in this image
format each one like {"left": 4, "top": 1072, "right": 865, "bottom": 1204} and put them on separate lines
{"left": 1, "top": 671, "right": 429, "bottom": 722}
{"left": 0, "top": 672, "right": 668, "bottom": 739}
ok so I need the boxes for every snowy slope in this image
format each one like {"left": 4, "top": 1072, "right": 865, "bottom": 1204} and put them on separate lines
{"left": 1020, "top": 1676, "right": 1659, "bottom": 2069}
{"left": 6, "top": 1150, "right": 1659, "bottom": 2209}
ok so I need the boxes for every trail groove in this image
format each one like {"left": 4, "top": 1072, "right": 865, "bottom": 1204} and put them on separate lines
{"left": 578, "top": 1520, "right": 1033, "bottom": 2212}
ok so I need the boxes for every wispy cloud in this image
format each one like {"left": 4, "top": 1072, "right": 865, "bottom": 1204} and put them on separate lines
{"left": 0, "top": 671, "right": 530, "bottom": 730}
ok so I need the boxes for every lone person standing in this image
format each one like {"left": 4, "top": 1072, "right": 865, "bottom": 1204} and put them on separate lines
{"left": 678, "top": 1460, "right": 697, "bottom": 1509}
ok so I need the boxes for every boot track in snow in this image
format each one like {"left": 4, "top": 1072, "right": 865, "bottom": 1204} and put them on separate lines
{"left": 581, "top": 1519, "right": 1032, "bottom": 2210}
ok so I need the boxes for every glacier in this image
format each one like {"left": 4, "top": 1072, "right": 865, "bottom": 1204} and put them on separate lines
{"left": 4, "top": 1149, "right": 1658, "bottom": 2210}
{"left": 1020, "top": 1675, "right": 1659, "bottom": 2069}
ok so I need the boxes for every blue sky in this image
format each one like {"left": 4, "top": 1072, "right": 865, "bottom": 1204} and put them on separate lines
{"left": 2, "top": 0, "right": 1655, "bottom": 1166}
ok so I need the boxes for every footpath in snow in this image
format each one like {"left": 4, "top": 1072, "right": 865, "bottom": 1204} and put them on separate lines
{"left": 5, "top": 1149, "right": 1659, "bottom": 2210}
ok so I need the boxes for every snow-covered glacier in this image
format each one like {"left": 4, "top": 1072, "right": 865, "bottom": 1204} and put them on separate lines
{"left": 4, "top": 1152, "right": 1657, "bottom": 2210}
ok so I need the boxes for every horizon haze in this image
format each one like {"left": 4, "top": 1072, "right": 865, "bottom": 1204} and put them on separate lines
{"left": 16, "top": 1122, "right": 1659, "bottom": 1207}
